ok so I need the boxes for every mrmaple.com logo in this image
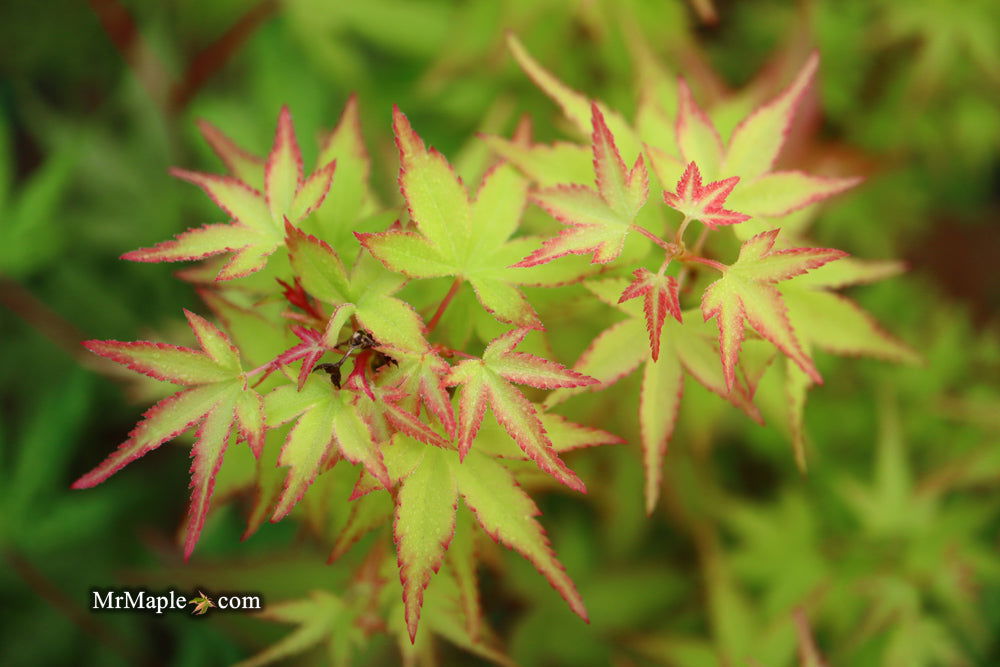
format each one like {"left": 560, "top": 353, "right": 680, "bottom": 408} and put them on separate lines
{"left": 90, "top": 589, "right": 262, "bottom": 615}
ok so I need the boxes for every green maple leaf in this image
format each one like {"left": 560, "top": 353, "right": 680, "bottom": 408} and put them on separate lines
{"left": 387, "top": 437, "right": 588, "bottom": 643}
{"left": 234, "top": 590, "right": 363, "bottom": 667}
{"left": 74, "top": 311, "right": 264, "bottom": 558}
{"left": 701, "top": 229, "right": 846, "bottom": 392}
{"left": 505, "top": 34, "right": 859, "bottom": 239}
{"left": 646, "top": 54, "right": 862, "bottom": 241}
{"left": 285, "top": 223, "right": 429, "bottom": 355}
{"left": 125, "top": 107, "right": 336, "bottom": 280}
{"left": 513, "top": 103, "right": 649, "bottom": 268}
{"left": 776, "top": 257, "right": 919, "bottom": 466}
{"left": 263, "top": 374, "right": 392, "bottom": 521}
{"left": 358, "top": 107, "right": 585, "bottom": 330}
{"left": 445, "top": 328, "right": 597, "bottom": 492}
{"left": 546, "top": 278, "right": 761, "bottom": 513}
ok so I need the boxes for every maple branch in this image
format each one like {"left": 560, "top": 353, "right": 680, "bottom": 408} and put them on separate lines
{"left": 673, "top": 215, "right": 693, "bottom": 245}
{"left": 630, "top": 225, "right": 676, "bottom": 253}
{"left": 681, "top": 254, "right": 726, "bottom": 273}
{"left": 168, "top": 0, "right": 279, "bottom": 112}
{"left": 426, "top": 278, "right": 463, "bottom": 334}
{"left": 675, "top": 227, "right": 711, "bottom": 290}
{"left": 86, "top": 0, "right": 172, "bottom": 111}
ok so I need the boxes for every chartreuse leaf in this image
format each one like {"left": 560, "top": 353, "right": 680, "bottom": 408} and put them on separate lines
{"left": 762, "top": 258, "right": 917, "bottom": 467}
{"left": 286, "top": 224, "right": 429, "bottom": 354}
{"left": 721, "top": 53, "right": 818, "bottom": 179}
{"left": 506, "top": 33, "right": 640, "bottom": 159}
{"left": 779, "top": 257, "right": 919, "bottom": 364}
{"left": 446, "top": 329, "right": 595, "bottom": 491}
{"left": 234, "top": 590, "right": 361, "bottom": 667}
{"left": 312, "top": 94, "right": 377, "bottom": 244}
{"left": 639, "top": 54, "right": 860, "bottom": 239}
{"left": 74, "top": 311, "right": 261, "bottom": 558}
{"left": 387, "top": 437, "right": 588, "bottom": 643}
{"left": 126, "top": 106, "right": 336, "bottom": 281}
{"left": 548, "top": 279, "right": 761, "bottom": 512}
{"left": 394, "top": 446, "right": 457, "bottom": 642}
{"left": 675, "top": 79, "right": 724, "bottom": 180}
{"left": 264, "top": 375, "right": 390, "bottom": 521}
{"left": 702, "top": 229, "right": 846, "bottom": 391}
{"left": 359, "top": 108, "right": 583, "bottom": 329}
{"left": 196, "top": 118, "right": 264, "bottom": 189}
{"left": 514, "top": 105, "right": 648, "bottom": 268}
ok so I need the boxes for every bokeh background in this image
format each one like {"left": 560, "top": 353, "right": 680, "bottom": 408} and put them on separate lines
{"left": 1, "top": 0, "right": 998, "bottom": 665}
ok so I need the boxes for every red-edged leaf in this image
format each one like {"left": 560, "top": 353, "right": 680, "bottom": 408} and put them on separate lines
{"left": 591, "top": 104, "right": 648, "bottom": 220}
{"left": 675, "top": 79, "right": 724, "bottom": 177}
{"left": 515, "top": 108, "right": 647, "bottom": 268}
{"left": 265, "top": 106, "right": 304, "bottom": 221}
{"left": 447, "top": 331, "right": 591, "bottom": 492}
{"left": 618, "top": 268, "right": 682, "bottom": 361}
{"left": 640, "top": 350, "right": 683, "bottom": 514}
{"left": 183, "top": 396, "right": 237, "bottom": 559}
{"left": 393, "top": 105, "right": 470, "bottom": 258}
{"left": 730, "top": 170, "right": 862, "bottom": 219}
{"left": 169, "top": 168, "right": 274, "bottom": 235}
{"left": 285, "top": 222, "right": 351, "bottom": 303}
{"left": 196, "top": 119, "right": 264, "bottom": 188}
{"left": 82, "top": 340, "right": 231, "bottom": 386}
{"left": 265, "top": 379, "right": 390, "bottom": 521}
{"left": 121, "top": 223, "right": 261, "bottom": 264}
{"left": 450, "top": 451, "right": 588, "bottom": 623}
{"left": 72, "top": 384, "right": 232, "bottom": 489}
{"left": 722, "top": 53, "right": 819, "bottom": 179}
{"left": 235, "top": 390, "right": 265, "bottom": 458}
{"left": 483, "top": 328, "right": 596, "bottom": 389}
{"left": 663, "top": 161, "right": 750, "bottom": 229}
{"left": 365, "top": 113, "right": 549, "bottom": 329}
{"left": 394, "top": 447, "right": 458, "bottom": 642}
{"left": 701, "top": 229, "right": 846, "bottom": 390}
{"left": 289, "top": 160, "right": 336, "bottom": 222}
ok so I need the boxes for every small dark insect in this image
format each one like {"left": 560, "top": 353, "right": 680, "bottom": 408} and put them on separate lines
{"left": 348, "top": 329, "right": 377, "bottom": 350}
{"left": 313, "top": 329, "right": 379, "bottom": 389}
{"left": 371, "top": 351, "right": 398, "bottom": 373}
{"left": 314, "top": 362, "right": 343, "bottom": 388}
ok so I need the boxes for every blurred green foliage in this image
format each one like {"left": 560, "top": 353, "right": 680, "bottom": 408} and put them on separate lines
{"left": 1, "top": 0, "right": 997, "bottom": 665}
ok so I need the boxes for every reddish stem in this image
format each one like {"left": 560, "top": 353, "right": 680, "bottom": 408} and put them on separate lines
{"left": 630, "top": 224, "right": 676, "bottom": 252}
{"left": 682, "top": 254, "right": 726, "bottom": 272}
{"left": 426, "top": 278, "right": 462, "bottom": 334}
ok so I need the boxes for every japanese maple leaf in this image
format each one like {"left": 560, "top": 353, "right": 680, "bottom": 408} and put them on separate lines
{"left": 701, "top": 229, "right": 846, "bottom": 392}
{"left": 358, "top": 107, "right": 570, "bottom": 330}
{"left": 776, "top": 257, "right": 919, "bottom": 467}
{"left": 388, "top": 439, "right": 588, "bottom": 643}
{"left": 638, "top": 55, "right": 861, "bottom": 239}
{"left": 73, "top": 311, "right": 264, "bottom": 558}
{"left": 285, "top": 223, "right": 430, "bottom": 355}
{"left": 445, "top": 329, "right": 596, "bottom": 492}
{"left": 125, "top": 107, "right": 335, "bottom": 280}
{"left": 513, "top": 103, "right": 649, "bottom": 268}
{"left": 662, "top": 161, "right": 750, "bottom": 229}
{"left": 618, "top": 268, "right": 682, "bottom": 361}
{"left": 546, "top": 279, "right": 761, "bottom": 513}
{"left": 262, "top": 374, "right": 392, "bottom": 521}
